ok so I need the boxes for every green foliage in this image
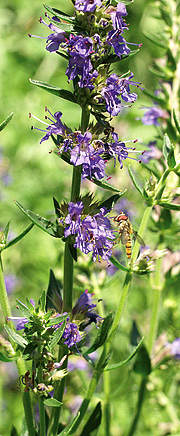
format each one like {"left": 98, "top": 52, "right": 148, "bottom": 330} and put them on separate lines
{"left": 82, "top": 312, "right": 113, "bottom": 355}
{"left": 80, "top": 402, "right": 102, "bottom": 436}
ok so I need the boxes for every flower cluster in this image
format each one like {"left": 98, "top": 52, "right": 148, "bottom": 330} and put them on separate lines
{"left": 61, "top": 201, "right": 115, "bottom": 263}
{"left": 9, "top": 290, "right": 101, "bottom": 350}
{"left": 30, "top": 110, "right": 142, "bottom": 180}
{"left": 29, "top": 2, "right": 142, "bottom": 117}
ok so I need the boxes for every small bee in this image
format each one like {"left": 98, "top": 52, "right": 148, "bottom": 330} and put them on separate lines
{"left": 113, "top": 212, "right": 145, "bottom": 259}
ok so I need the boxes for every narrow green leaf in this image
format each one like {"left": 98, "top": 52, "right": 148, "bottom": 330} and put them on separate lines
{"left": 80, "top": 402, "right": 102, "bottom": 436}
{"left": 133, "top": 344, "right": 151, "bottom": 376}
{"left": 15, "top": 201, "right": 61, "bottom": 237}
{"left": 112, "top": 0, "right": 134, "bottom": 4}
{"left": 38, "top": 290, "right": 46, "bottom": 312}
{"left": 110, "top": 256, "right": 130, "bottom": 272}
{"left": 44, "top": 4, "right": 75, "bottom": 23}
{"left": 3, "top": 221, "right": 10, "bottom": 241}
{"left": 46, "top": 269, "right": 63, "bottom": 311}
{"left": 173, "top": 109, "right": 180, "bottom": 133}
{"left": 167, "top": 148, "right": 176, "bottom": 169}
{"left": 2, "top": 224, "right": 34, "bottom": 251}
{"left": 143, "top": 33, "right": 165, "bottom": 48}
{"left": 163, "top": 133, "right": 176, "bottom": 168}
{"left": 83, "top": 313, "right": 113, "bottom": 355}
{"left": 163, "top": 133, "right": 171, "bottom": 161}
{"left": 4, "top": 326, "right": 27, "bottom": 348}
{"left": 105, "top": 337, "right": 144, "bottom": 371}
{"left": 53, "top": 197, "right": 61, "bottom": 218}
{"left": 57, "top": 412, "right": 80, "bottom": 436}
{"left": 99, "top": 49, "right": 139, "bottom": 66}
{"left": 49, "top": 320, "right": 67, "bottom": 349}
{"left": 23, "top": 342, "right": 37, "bottom": 356}
{"left": 159, "top": 202, "right": 180, "bottom": 211}
{"left": 47, "top": 314, "right": 69, "bottom": 327}
{"left": 0, "top": 112, "right": 13, "bottom": 131}
{"left": 99, "top": 193, "right": 122, "bottom": 210}
{"left": 49, "top": 19, "right": 75, "bottom": 33}
{"left": 89, "top": 177, "right": 123, "bottom": 193}
{"left": 128, "top": 166, "right": 144, "bottom": 197}
{"left": 16, "top": 300, "right": 33, "bottom": 320}
{"left": 29, "top": 79, "right": 77, "bottom": 104}
{"left": 44, "top": 398, "right": 62, "bottom": 408}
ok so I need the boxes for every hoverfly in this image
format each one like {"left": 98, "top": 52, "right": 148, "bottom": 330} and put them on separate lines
{"left": 113, "top": 212, "right": 145, "bottom": 259}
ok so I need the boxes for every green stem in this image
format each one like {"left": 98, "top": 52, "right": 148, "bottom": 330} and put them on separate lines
{"left": 90, "top": 273, "right": 111, "bottom": 436}
{"left": 49, "top": 109, "right": 90, "bottom": 436}
{"left": 47, "top": 347, "right": 67, "bottom": 436}
{"left": 130, "top": 206, "right": 153, "bottom": 265}
{"left": 153, "top": 169, "right": 170, "bottom": 202}
{"left": 147, "top": 255, "right": 164, "bottom": 353}
{"left": 126, "top": 377, "right": 147, "bottom": 436}
{"left": 63, "top": 242, "right": 74, "bottom": 313}
{"left": 0, "top": 254, "right": 15, "bottom": 332}
{"left": 38, "top": 366, "right": 46, "bottom": 436}
{"left": 106, "top": 272, "right": 132, "bottom": 350}
{"left": 23, "top": 391, "right": 36, "bottom": 436}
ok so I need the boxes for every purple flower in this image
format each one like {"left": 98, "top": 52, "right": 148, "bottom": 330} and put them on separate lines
{"left": 62, "top": 322, "right": 82, "bottom": 348}
{"left": 101, "top": 74, "right": 122, "bottom": 116}
{"left": 141, "top": 106, "right": 164, "bottom": 126}
{"left": 30, "top": 109, "right": 67, "bottom": 144}
{"left": 66, "top": 35, "right": 94, "bottom": 82}
{"left": 106, "top": 30, "right": 130, "bottom": 58}
{"left": 46, "top": 22, "right": 67, "bottom": 53}
{"left": 109, "top": 3, "right": 128, "bottom": 32}
{"left": 75, "top": 0, "right": 102, "bottom": 12}
{"left": 72, "top": 290, "right": 101, "bottom": 324}
{"left": 63, "top": 202, "right": 115, "bottom": 263}
{"left": 78, "top": 70, "right": 98, "bottom": 90}
{"left": 69, "top": 132, "right": 105, "bottom": 179}
{"left": 64, "top": 201, "right": 84, "bottom": 238}
{"left": 100, "top": 73, "right": 139, "bottom": 116}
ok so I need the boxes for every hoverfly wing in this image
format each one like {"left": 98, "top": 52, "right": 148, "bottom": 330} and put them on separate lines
{"left": 132, "top": 230, "right": 145, "bottom": 247}
{"left": 121, "top": 229, "right": 130, "bottom": 246}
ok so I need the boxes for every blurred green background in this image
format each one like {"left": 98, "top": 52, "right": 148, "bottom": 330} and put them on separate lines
{"left": 1, "top": 1, "right": 180, "bottom": 435}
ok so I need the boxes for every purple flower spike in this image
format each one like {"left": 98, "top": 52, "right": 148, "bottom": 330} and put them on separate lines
{"left": 141, "top": 106, "right": 164, "bottom": 126}
{"left": 75, "top": 0, "right": 102, "bottom": 12}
